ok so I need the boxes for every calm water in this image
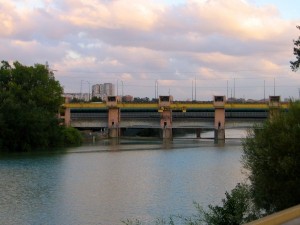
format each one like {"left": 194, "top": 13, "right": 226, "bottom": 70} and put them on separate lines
{"left": 0, "top": 130, "right": 246, "bottom": 225}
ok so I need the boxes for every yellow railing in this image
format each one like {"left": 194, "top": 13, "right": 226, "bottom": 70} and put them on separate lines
{"left": 245, "top": 204, "right": 300, "bottom": 225}
{"left": 63, "top": 102, "right": 107, "bottom": 108}
{"left": 63, "top": 102, "right": 289, "bottom": 110}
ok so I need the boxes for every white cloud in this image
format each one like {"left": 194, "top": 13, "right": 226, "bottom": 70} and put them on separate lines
{"left": 1, "top": 0, "right": 300, "bottom": 100}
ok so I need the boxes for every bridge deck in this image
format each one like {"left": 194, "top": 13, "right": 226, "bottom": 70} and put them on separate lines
{"left": 64, "top": 102, "right": 289, "bottom": 110}
{"left": 63, "top": 102, "right": 288, "bottom": 130}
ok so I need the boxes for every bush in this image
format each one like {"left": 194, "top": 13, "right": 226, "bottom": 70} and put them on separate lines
{"left": 242, "top": 101, "right": 300, "bottom": 213}
{"left": 61, "top": 127, "right": 83, "bottom": 146}
{"left": 198, "top": 183, "right": 260, "bottom": 225}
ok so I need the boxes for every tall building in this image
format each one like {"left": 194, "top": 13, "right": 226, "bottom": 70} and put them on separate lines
{"left": 92, "top": 83, "right": 114, "bottom": 99}
{"left": 92, "top": 84, "right": 100, "bottom": 97}
{"left": 104, "top": 83, "right": 114, "bottom": 96}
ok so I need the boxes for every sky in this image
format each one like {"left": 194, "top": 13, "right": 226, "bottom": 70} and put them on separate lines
{"left": 1, "top": 0, "right": 300, "bottom": 101}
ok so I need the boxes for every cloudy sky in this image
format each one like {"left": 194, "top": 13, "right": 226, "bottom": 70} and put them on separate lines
{"left": 1, "top": 0, "right": 300, "bottom": 100}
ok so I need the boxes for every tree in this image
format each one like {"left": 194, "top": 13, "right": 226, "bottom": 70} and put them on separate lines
{"left": 242, "top": 102, "right": 300, "bottom": 213}
{"left": 290, "top": 26, "right": 300, "bottom": 71}
{"left": 197, "top": 184, "right": 259, "bottom": 225}
{"left": 90, "top": 96, "right": 102, "bottom": 102}
{"left": 122, "top": 184, "right": 260, "bottom": 225}
{"left": 0, "top": 61, "right": 69, "bottom": 151}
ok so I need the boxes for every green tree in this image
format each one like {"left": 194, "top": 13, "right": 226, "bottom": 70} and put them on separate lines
{"left": 69, "top": 97, "right": 81, "bottom": 103}
{"left": 90, "top": 96, "right": 102, "bottom": 102}
{"left": 122, "top": 184, "right": 260, "bottom": 225}
{"left": 242, "top": 102, "right": 300, "bottom": 213}
{"left": 62, "top": 127, "right": 83, "bottom": 146}
{"left": 291, "top": 26, "right": 300, "bottom": 71}
{"left": 197, "top": 183, "right": 259, "bottom": 225}
{"left": 0, "top": 61, "right": 68, "bottom": 151}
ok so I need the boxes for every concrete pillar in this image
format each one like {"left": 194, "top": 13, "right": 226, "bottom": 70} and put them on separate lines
{"left": 159, "top": 96, "right": 173, "bottom": 139}
{"left": 106, "top": 96, "right": 121, "bottom": 138}
{"left": 108, "top": 108, "right": 120, "bottom": 138}
{"left": 64, "top": 107, "right": 71, "bottom": 127}
{"left": 160, "top": 110, "right": 172, "bottom": 139}
{"left": 269, "top": 96, "right": 281, "bottom": 120}
{"left": 213, "top": 96, "right": 226, "bottom": 143}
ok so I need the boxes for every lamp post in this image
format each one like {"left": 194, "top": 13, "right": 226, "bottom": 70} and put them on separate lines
{"left": 264, "top": 80, "right": 266, "bottom": 102}
{"left": 273, "top": 77, "right": 276, "bottom": 96}
{"left": 234, "top": 77, "right": 236, "bottom": 99}
{"left": 88, "top": 81, "right": 90, "bottom": 101}
{"left": 81, "top": 80, "right": 91, "bottom": 101}
{"left": 155, "top": 80, "right": 159, "bottom": 99}
{"left": 192, "top": 80, "right": 194, "bottom": 101}
{"left": 227, "top": 80, "right": 228, "bottom": 99}
{"left": 195, "top": 76, "right": 197, "bottom": 101}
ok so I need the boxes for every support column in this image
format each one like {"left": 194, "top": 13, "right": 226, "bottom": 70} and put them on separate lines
{"left": 213, "top": 96, "right": 226, "bottom": 143}
{"left": 106, "top": 96, "right": 121, "bottom": 138}
{"left": 160, "top": 110, "right": 172, "bottom": 139}
{"left": 268, "top": 96, "right": 281, "bottom": 120}
{"left": 159, "top": 96, "right": 173, "bottom": 139}
{"left": 108, "top": 108, "right": 120, "bottom": 138}
{"left": 64, "top": 107, "right": 71, "bottom": 127}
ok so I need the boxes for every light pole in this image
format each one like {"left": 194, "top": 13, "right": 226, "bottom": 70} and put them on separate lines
{"left": 234, "top": 77, "right": 236, "bottom": 99}
{"left": 81, "top": 80, "right": 91, "bottom": 101}
{"left": 226, "top": 80, "right": 228, "bottom": 99}
{"left": 88, "top": 81, "right": 90, "bottom": 101}
{"left": 80, "top": 80, "right": 83, "bottom": 100}
{"left": 155, "top": 80, "right": 159, "bottom": 99}
{"left": 192, "top": 80, "right": 194, "bottom": 101}
{"left": 117, "top": 80, "right": 119, "bottom": 96}
{"left": 155, "top": 80, "right": 157, "bottom": 99}
{"left": 264, "top": 80, "right": 266, "bottom": 102}
{"left": 273, "top": 77, "right": 276, "bottom": 96}
{"left": 195, "top": 76, "right": 197, "bottom": 101}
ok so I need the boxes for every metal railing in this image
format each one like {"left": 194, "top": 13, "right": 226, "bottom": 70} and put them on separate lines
{"left": 245, "top": 205, "right": 300, "bottom": 225}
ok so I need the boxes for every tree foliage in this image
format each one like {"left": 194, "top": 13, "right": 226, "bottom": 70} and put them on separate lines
{"left": 0, "top": 61, "right": 81, "bottom": 151}
{"left": 90, "top": 96, "right": 102, "bottom": 102}
{"left": 198, "top": 183, "right": 260, "bottom": 225}
{"left": 62, "top": 127, "right": 83, "bottom": 146}
{"left": 291, "top": 26, "right": 300, "bottom": 71}
{"left": 242, "top": 102, "right": 300, "bottom": 213}
{"left": 122, "top": 184, "right": 260, "bottom": 225}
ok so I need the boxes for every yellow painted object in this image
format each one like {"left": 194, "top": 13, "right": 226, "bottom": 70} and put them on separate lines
{"left": 225, "top": 103, "right": 268, "bottom": 109}
{"left": 119, "top": 103, "right": 158, "bottom": 109}
{"left": 225, "top": 103, "right": 289, "bottom": 109}
{"left": 244, "top": 204, "right": 300, "bottom": 225}
{"left": 63, "top": 102, "right": 107, "bottom": 109}
{"left": 63, "top": 102, "right": 289, "bottom": 110}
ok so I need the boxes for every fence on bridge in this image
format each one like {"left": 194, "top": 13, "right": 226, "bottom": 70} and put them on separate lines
{"left": 60, "top": 95, "right": 287, "bottom": 141}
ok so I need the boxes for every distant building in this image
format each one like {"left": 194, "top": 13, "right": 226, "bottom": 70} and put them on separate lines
{"left": 92, "top": 84, "right": 100, "bottom": 97}
{"left": 122, "top": 95, "right": 134, "bottom": 102}
{"left": 63, "top": 93, "right": 89, "bottom": 102}
{"left": 104, "top": 83, "right": 114, "bottom": 97}
{"left": 92, "top": 83, "right": 114, "bottom": 99}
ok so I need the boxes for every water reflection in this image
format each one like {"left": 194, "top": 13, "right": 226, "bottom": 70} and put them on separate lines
{"left": 0, "top": 155, "right": 70, "bottom": 225}
{"left": 0, "top": 130, "right": 246, "bottom": 225}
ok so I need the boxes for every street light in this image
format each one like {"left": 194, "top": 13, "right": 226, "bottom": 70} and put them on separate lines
{"left": 81, "top": 80, "right": 91, "bottom": 101}
{"left": 155, "top": 80, "right": 159, "bottom": 99}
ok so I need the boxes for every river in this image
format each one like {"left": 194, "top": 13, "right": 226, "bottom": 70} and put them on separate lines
{"left": 0, "top": 130, "right": 247, "bottom": 225}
